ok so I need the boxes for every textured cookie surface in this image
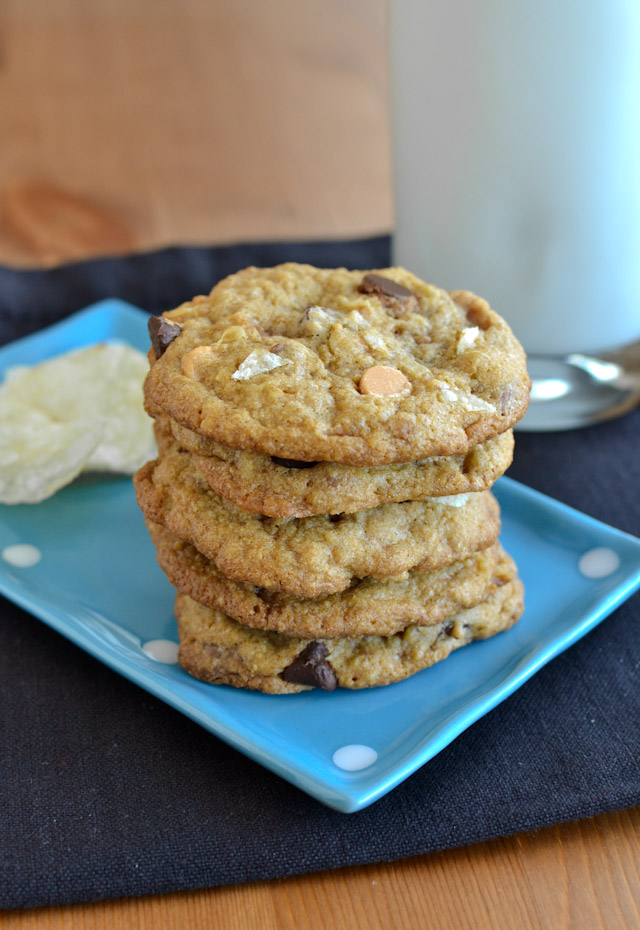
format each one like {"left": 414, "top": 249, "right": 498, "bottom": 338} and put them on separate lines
{"left": 161, "top": 416, "right": 514, "bottom": 518}
{"left": 147, "top": 520, "right": 509, "bottom": 638}
{"left": 134, "top": 447, "right": 501, "bottom": 596}
{"left": 143, "top": 264, "right": 529, "bottom": 465}
{"left": 175, "top": 572, "right": 524, "bottom": 693}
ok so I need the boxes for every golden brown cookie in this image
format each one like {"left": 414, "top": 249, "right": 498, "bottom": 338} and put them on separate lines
{"left": 134, "top": 447, "right": 501, "bottom": 597}
{"left": 175, "top": 570, "right": 524, "bottom": 693}
{"left": 158, "top": 416, "right": 514, "bottom": 518}
{"left": 147, "top": 520, "right": 510, "bottom": 638}
{"left": 143, "top": 264, "right": 530, "bottom": 466}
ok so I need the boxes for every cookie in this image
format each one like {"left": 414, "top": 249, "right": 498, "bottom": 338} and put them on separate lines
{"left": 146, "top": 520, "right": 510, "bottom": 638}
{"left": 175, "top": 571, "right": 524, "bottom": 692}
{"left": 134, "top": 447, "right": 501, "bottom": 596}
{"left": 159, "top": 416, "right": 514, "bottom": 518}
{"left": 143, "top": 264, "right": 530, "bottom": 466}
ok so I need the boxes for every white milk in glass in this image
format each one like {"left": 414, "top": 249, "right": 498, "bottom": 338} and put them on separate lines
{"left": 391, "top": 0, "right": 640, "bottom": 356}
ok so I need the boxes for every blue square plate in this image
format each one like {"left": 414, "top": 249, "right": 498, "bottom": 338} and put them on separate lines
{"left": 2, "top": 300, "right": 640, "bottom": 812}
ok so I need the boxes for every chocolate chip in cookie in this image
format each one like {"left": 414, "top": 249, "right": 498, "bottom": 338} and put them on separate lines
{"left": 149, "top": 316, "right": 182, "bottom": 357}
{"left": 270, "top": 456, "right": 318, "bottom": 470}
{"left": 360, "top": 273, "right": 415, "bottom": 304}
{"left": 281, "top": 642, "right": 338, "bottom": 690}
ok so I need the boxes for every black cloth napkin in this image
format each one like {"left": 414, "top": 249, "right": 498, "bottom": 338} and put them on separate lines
{"left": 1, "top": 237, "right": 639, "bottom": 910}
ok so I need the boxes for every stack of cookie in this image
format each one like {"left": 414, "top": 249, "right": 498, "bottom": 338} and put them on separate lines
{"left": 134, "top": 264, "right": 530, "bottom": 693}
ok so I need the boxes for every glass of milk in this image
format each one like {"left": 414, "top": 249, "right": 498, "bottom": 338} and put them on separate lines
{"left": 390, "top": 1, "right": 640, "bottom": 427}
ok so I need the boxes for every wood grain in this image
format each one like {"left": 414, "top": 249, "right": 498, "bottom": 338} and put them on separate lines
{"left": 5, "top": 808, "right": 640, "bottom": 930}
{"left": 3, "top": 181, "right": 135, "bottom": 264}
{"left": 0, "top": 2, "right": 638, "bottom": 928}
{"left": 0, "top": 0, "right": 391, "bottom": 266}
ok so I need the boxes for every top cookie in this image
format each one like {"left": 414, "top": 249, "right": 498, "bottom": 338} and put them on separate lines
{"left": 144, "top": 264, "right": 530, "bottom": 466}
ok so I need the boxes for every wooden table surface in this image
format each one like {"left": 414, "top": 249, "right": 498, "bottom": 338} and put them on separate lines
{"left": 1, "top": 2, "right": 638, "bottom": 927}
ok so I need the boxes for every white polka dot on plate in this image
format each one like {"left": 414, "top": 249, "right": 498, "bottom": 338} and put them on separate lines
{"left": 142, "top": 640, "right": 179, "bottom": 663}
{"left": 2, "top": 544, "right": 42, "bottom": 568}
{"left": 578, "top": 547, "right": 620, "bottom": 579}
{"left": 332, "top": 745, "right": 378, "bottom": 771}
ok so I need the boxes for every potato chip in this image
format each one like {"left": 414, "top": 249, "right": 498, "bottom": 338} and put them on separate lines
{"left": 0, "top": 343, "right": 156, "bottom": 504}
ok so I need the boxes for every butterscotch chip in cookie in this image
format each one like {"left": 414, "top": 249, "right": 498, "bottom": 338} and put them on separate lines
{"left": 359, "top": 365, "right": 411, "bottom": 396}
{"left": 134, "top": 445, "right": 502, "bottom": 597}
{"left": 174, "top": 569, "right": 524, "bottom": 693}
{"left": 180, "top": 345, "right": 220, "bottom": 379}
{"left": 143, "top": 264, "right": 530, "bottom": 465}
{"left": 146, "top": 520, "right": 508, "bottom": 638}
{"left": 160, "top": 416, "right": 514, "bottom": 518}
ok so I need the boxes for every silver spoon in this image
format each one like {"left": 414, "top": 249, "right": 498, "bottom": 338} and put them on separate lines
{"left": 517, "top": 340, "right": 640, "bottom": 431}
